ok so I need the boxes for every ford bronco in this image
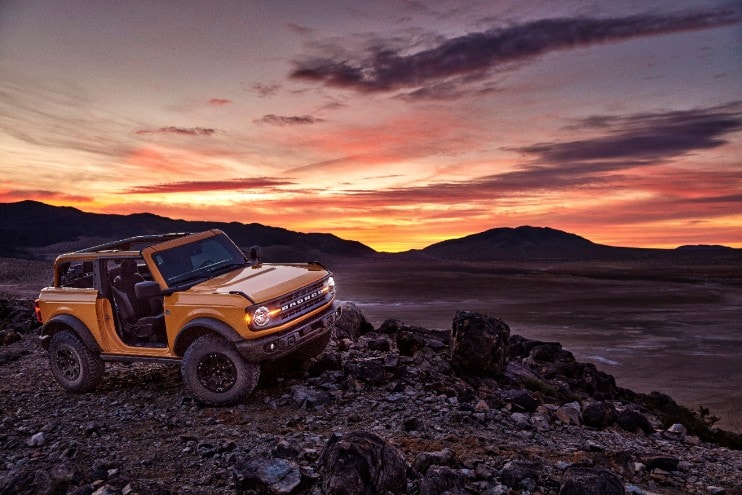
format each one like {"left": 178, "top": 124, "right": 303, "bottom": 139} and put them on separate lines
{"left": 35, "top": 229, "right": 340, "bottom": 405}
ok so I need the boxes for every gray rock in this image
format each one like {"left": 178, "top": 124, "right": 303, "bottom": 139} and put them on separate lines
{"left": 291, "top": 385, "right": 333, "bottom": 409}
{"left": 500, "top": 460, "right": 537, "bottom": 489}
{"left": 666, "top": 423, "right": 688, "bottom": 438}
{"left": 413, "top": 448, "right": 455, "bottom": 475}
{"left": 344, "top": 356, "right": 386, "bottom": 385}
{"left": 233, "top": 456, "right": 301, "bottom": 495}
{"left": 27, "top": 432, "right": 45, "bottom": 447}
{"left": 555, "top": 405, "right": 582, "bottom": 426}
{"left": 419, "top": 466, "right": 466, "bottom": 495}
{"left": 0, "top": 467, "right": 52, "bottom": 495}
{"left": 92, "top": 486, "right": 118, "bottom": 495}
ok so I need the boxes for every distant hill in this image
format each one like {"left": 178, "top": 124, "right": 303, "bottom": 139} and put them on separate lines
{"left": 1, "top": 201, "right": 738, "bottom": 262}
{"left": 675, "top": 244, "right": 735, "bottom": 252}
{"left": 0, "top": 201, "right": 376, "bottom": 261}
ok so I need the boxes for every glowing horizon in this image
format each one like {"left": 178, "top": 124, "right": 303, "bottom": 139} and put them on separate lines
{"left": 12, "top": 198, "right": 741, "bottom": 253}
{"left": 1, "top": 2, "right": 741, "bottom": 252}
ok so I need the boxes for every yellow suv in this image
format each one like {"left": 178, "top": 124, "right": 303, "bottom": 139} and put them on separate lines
{"left": 35, "top": 229, "right": 340, "bottom": 405}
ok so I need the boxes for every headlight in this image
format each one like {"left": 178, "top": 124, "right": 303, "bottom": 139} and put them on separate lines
{"left": 252, "top": 306, "right": 271, "bottom": 327}
{"left": 327, "top": 276, "right": 336, "bottom": 291}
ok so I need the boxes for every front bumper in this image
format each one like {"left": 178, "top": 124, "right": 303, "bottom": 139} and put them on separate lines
{"left": 236, "top": 302, "right": 341, "bottom": 362}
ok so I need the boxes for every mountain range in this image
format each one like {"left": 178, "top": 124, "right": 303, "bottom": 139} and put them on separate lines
{"left": 0, "top": 200, "right": 737, "bottom": 261}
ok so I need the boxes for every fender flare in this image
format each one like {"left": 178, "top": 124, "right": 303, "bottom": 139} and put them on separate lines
{"left": 173, "top": 317, "right": 242, "bottom": 357}
{"left": 41, "top": 314, "right": 101, "bottom": 352}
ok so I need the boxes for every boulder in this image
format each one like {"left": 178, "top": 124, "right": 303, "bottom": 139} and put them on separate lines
{"left": 581, "top": 402, "right": 618, "bottom": 429}
{"left": 318, "top": 431, "right": 406, "bottom": 495}
{"left": 617, "top": 409, "right": 655, "bottom": 435}
{"left": 0, "top": 298, "right": 40, "bottom": 334}
{"left": 450, "top": 311, "right": 510, "bottom": 376}
{"left": 378, "top": 319, "right": 405, "bottom": 334}
{"left": 333, "top": 302, "right": 374, "bottom": 341}
{"left": 559, "top": 466, "right": 624, "bottom": 495}
{"left": 0, "top": 329, "right": 22, "bottom": 346}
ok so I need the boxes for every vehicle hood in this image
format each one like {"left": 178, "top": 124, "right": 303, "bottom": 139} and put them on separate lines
{"left": 189, "top": 263, "right": 329, "bottom": 303}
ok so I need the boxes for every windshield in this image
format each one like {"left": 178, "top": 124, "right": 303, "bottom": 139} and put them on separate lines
{"left": 152, "top": 233, "right": 246, "bottom": 286}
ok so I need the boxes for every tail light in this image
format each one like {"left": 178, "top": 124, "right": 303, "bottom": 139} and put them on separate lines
{"left": 34, "top": 299, "right": 43, "bottom": 323}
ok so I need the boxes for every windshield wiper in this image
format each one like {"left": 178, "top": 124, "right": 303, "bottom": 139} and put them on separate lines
{"left": 206, "top": 261, "right": 245, "bottom": 275}
{"left": 170, "top": 273, "right": 210, "bottom": 285}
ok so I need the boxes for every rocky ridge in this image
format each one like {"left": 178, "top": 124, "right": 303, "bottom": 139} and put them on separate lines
{"left": 0, "top": 298, "right": 740, "bottom": 495}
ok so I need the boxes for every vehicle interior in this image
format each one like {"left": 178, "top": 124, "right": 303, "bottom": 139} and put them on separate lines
{"left": 105, "top": 258, "right": 167, "bottom": 347}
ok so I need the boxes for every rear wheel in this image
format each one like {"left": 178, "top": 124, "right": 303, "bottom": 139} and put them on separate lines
{"left": 48, "top": 330, "right": 105, "bottom": 392}
{"left": 181, "top": 334, "right": 259, "bottom": 406}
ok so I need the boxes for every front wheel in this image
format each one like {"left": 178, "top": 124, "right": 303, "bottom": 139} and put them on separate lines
{"left": 181, "top": 334, "right": 260, "bottom": 406}
{"left": 48, "top": 330, "right": 105, "bottom": 392}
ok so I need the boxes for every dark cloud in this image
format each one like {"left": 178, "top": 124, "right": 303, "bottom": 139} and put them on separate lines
{"left": 287, "top": 22, "right": 313, "bottom": 35}
{"left": 252, "top": 83, "right": 281, "bottom": 97}
{"left": 135, "top": 127, "right": 216, "bottom": 137}
{"left": 512, "top": 103, "right": 742, "bottom": 164}
{"left": 208, "top": 98, "right": 232, "bottom": 106}
{"left": 687, "top": 193, "right": 742, "bottom": 205}
{"left": 125, "top": 177, "right": 293, "bottom": 194}
{"left": 291, "top": 8, "right": 742, "bottom": 96}
{"left": 255, "top": 114, "right": 325, "bottom": 126}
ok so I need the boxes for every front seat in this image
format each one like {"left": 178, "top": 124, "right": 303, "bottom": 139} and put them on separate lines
{"left": 113, "top": 259, "right": 147, "bottom": 315}
{"left": 111, "top": 259, "right": 165, "bottom": 341}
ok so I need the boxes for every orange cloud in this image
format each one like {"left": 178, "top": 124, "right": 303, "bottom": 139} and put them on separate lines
{"left": 124, "top": 146, "right": 233, "bottom": 177}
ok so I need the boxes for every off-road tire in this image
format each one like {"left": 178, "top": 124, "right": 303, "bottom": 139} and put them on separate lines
{"left": 48, "top": 330, "right": 105, "bottom": 393}
{"left": 181, "top": 334, "right": 260, "bottom": 406}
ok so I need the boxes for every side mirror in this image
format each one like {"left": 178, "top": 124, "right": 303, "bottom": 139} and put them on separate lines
{"left": 135, "top": 280, "right": 162, "bottom": 299}
{"left": 248, "top": 245, "right": 262, "bottom": 264}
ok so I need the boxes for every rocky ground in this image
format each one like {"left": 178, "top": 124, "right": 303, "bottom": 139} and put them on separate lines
{"left": 0, "top": 298, "right": 740, "bottom": 495}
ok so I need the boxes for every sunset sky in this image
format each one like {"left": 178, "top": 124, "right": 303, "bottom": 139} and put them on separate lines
{"left": 1, "top": 1, "right": 741, "bottom": 251}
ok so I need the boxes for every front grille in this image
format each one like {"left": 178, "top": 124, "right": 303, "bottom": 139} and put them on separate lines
{"left": 276, "top": 280, "right": 331, "bottom": 321}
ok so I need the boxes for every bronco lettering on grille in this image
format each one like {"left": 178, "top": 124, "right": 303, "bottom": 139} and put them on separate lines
{"left": 281, "top": 289, "right": 324, "bottom": 312}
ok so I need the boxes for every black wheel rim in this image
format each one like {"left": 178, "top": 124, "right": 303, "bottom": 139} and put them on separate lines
{"left": 196, "top": 353, "right": 237, "bottom": 393}
{"left": 56, "top": 346, "right": 80, "bottom": 381}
